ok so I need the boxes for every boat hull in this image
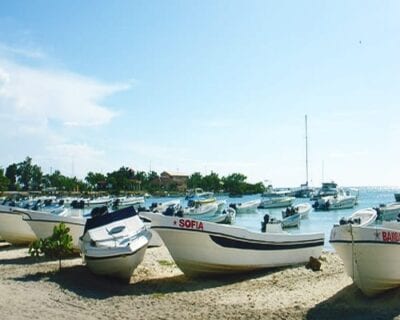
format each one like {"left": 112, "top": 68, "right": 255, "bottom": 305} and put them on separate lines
{"left": 84, "top": 244, "right": 148, "bottom": 281}
{"left": 258, "top": 197, "right": 295, "bottom": 209}
{"left": 21, "top": 210, "right": 85, "bottom": 251}
{"left": 150, "top": 214, "right": 324, "bottom": 277}
{"left": 330, "top": 224, "right": 400, "bottom": 296}
{"left": 0, "top": 207, "right": 37, "bottom": 245}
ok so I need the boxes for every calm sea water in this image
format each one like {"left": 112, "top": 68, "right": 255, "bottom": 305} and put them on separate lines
{"left": 144, "top": 187, "right": 400, "bottom": 250}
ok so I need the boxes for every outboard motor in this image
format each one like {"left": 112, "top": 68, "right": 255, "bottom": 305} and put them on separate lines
{"left": 175, "top": 209, "right": 184, "bottom": 217}
{"left": 397, "top": 213, "right": 400, "bottom": 222}
{"left": 339, "top": 217, "right": 348, "bottom": 225}
{"left": 112, "top": 198, "right": 120, "bottom": 208}
{"left": 261, "top": 214, "right": 270, "bottom": 233}
{"left": 90, "top": 205, "right": 108, "bottom": 218}
{"left": 58, "top": 199, "right": 64, "bottom": 206}
{"left": 71, "top": 200, "right": 78, "bottom": 208}
{"left": 187, "top": 200, "right": 195, "bottom": 208}
{"left": 78, "top": 200, "right": 85, "bottom": 209}
{"left": 375, "top": 207, "right": 382, "bottom": 219}
{"left": 229, "top": 203, "right": 237, "bottom": 210}
{"left": 150, "top": 202, "right": 158, "bottom": 210}
{"left": 44, "top": 199, "right": 52, "bottom": 206}
{"left": 164, "top": 206, "right": 175, "bottom": 216}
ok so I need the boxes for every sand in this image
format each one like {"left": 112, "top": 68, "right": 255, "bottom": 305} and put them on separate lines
{"left": 1, "top": 241, "right": 400, "bottom": 320}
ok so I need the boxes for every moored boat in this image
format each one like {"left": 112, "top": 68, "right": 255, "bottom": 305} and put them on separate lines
{"left": 294, "top": 202, "right": 312, "bottom": 219}
{"left": 313, "top": 188, "right": 357, "bottom": 211}
{"left": 147, "top": 213, "right": 324, "bottom": 277}
{"left": 281, "top": 207, "right": 301, "bottom": 228}
{"left": 229, "top": 199, "right": 261, "bottom": 213}
{"left": 258, "top": 196, "right": 295, "bottom": 209}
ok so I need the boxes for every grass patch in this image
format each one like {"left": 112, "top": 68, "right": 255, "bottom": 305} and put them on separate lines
{"left": 157, "top": 260, "right": 175, "bottom": 267}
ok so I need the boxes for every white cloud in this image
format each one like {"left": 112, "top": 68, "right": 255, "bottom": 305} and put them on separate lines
{"left": 0, "top": 59, "right": 129, "bottom": 127}
{"left": 0, "top": 42, "right": 131, "bottom": 177}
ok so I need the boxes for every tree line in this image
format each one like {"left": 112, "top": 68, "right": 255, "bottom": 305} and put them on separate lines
{"left": 0, "top": 157, "right": 265, "bottom": 195}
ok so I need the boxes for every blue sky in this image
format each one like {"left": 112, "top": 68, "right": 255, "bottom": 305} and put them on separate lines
{"left": 0, "top": 1, "right": 399, "bottom": 187}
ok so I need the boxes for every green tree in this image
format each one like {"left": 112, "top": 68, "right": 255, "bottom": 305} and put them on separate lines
{"left": 107, "top": 167, "right": 135, "bottom": 192}
{"left": 5, "top": 163, "right": 18, "bottom": 191}
{"left": 144, "top": 171, "right": 160, "bottom": 193}
{"left": 187, "top": 172, "right": 203, "bottom": 189}
{"left": 85, "top": 172, "right": 107, "bottom": 190}
{"left": 202, "top": 171, "right": 221, "bottom": 192}
{"left": 31, "top": 164, "right": 43, "bottom": 190}
{"left": 222, "top": 173, "right": 247, "bottom": 195}
{"left": 29, "top": 222, "right": 74, "bottom": 271}
{"left": 0, "top": 168, "right": 9, "bottom": 192}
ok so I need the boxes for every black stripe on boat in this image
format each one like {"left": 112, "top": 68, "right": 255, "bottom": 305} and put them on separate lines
{"left": 330, "top": 240, "right": 400, "bottom": 245}
{"left": 210, "top": 235, "right": 324, "bottom": 250}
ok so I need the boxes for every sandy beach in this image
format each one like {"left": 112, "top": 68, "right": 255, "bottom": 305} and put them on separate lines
{"left": 1, "top": 241, "right": 400, "bottom": 320}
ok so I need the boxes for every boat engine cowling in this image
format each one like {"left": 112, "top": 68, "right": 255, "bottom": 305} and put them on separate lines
{"left": 261, "top": 214, "right": 270, "bottom": 232}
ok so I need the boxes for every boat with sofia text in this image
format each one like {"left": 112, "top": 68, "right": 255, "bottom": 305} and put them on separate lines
{"left": 147, "top": 212, "right": 324, "bottom": 277}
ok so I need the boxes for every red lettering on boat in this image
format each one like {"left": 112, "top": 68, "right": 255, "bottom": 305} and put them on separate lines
{"left": 177, "top": 219, "right": 204, "bottom": 230}
{"left": 382, "top": 231, "right": 400, "bottom": 243}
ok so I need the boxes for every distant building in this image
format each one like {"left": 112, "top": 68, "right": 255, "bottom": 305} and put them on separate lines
{"left": 160, "top": 171, "right": 189, "bottom": 191}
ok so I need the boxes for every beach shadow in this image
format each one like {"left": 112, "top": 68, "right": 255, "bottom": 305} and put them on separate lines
{"left": 0, "top": 251, "right": 80, "bottom": 265}
{"left": 13, "top": 264, "right": 284, "bottom": 300}
{"left": 307, "top": 284, "right": 400, "bottom": 320}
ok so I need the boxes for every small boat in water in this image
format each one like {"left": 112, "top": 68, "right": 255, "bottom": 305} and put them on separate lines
{"left": 313, "top": 188, "right": 357, "bottom": 211}
{"left": 147, "top": 212, "right": 324, "bottom": 277}
{"left": 375, "top": 202, "right": 400, "bottom": 221}
{"left": 258, "top": 196, "right": 295, "bottom": 209}
{"left": 80, "top": 206, "right": 152, "bottom": 281}
{"left": 229, "top": 199, "right": 261, "bottom": 213}
{"left": 294, "top": 203, "right": 312, "bottom": 219}
{"left": 328, "top": 208, "right": 400, "bottom": 296}
{"left": 281, "top": 207, "right": 301, "bottom": 228}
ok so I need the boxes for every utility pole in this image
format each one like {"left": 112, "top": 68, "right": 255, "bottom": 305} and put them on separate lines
{"left": 305, "top": 115, "right": 309, "bottom": 186}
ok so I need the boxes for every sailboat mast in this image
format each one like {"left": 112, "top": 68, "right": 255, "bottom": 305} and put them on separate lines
{"left": 305, "top": 115, "right": 309, "bottom": 186}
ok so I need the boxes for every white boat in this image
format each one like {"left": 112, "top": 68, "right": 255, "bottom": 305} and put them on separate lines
{"left": 375, "top": 202, "right": 400, "bottom": 221}
{"left": 85, "top": 196, "right": 113, "bottom": 207}
{"left": 20, "top": 207, "right": 87, "bottom": 251}
{"left": 328, "top": 208, "right": 400, "bottom": 296}
{"left": 184, "top": 202, "right": 218, "bottom": 216}
{"left": 147, "top": 212, "right": 324, "bottom": 277}
{"left": 0, "top": 205, "right": 37, "bottom": 245}
{"left": 258, "top": 196, "right": 295, "bottom": 209}
{"left": 150, "top": 199, "right": 181, "bottom": 213}
{"left": 112, "top": 196, "right": 145, "bottom": 209}
{"left": 216, "top": 200, "right": 227, "bottom": 213}
{"left": 313, "top": 188, "right": 357, "bottom": 211}
{"left": 281, "top": 208, "right": 301, "bottom": 228}
{"left": 311, "top": 181, "right": 339, "bottom": 200}
{"left": 229, "top": 199, "right": 261, "bottom": 213}
{"left": 80, "top": 207, "right": 151, "bottom": 281}
{"left": 294, "top": 203, "right": 312, "bottom": 219}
